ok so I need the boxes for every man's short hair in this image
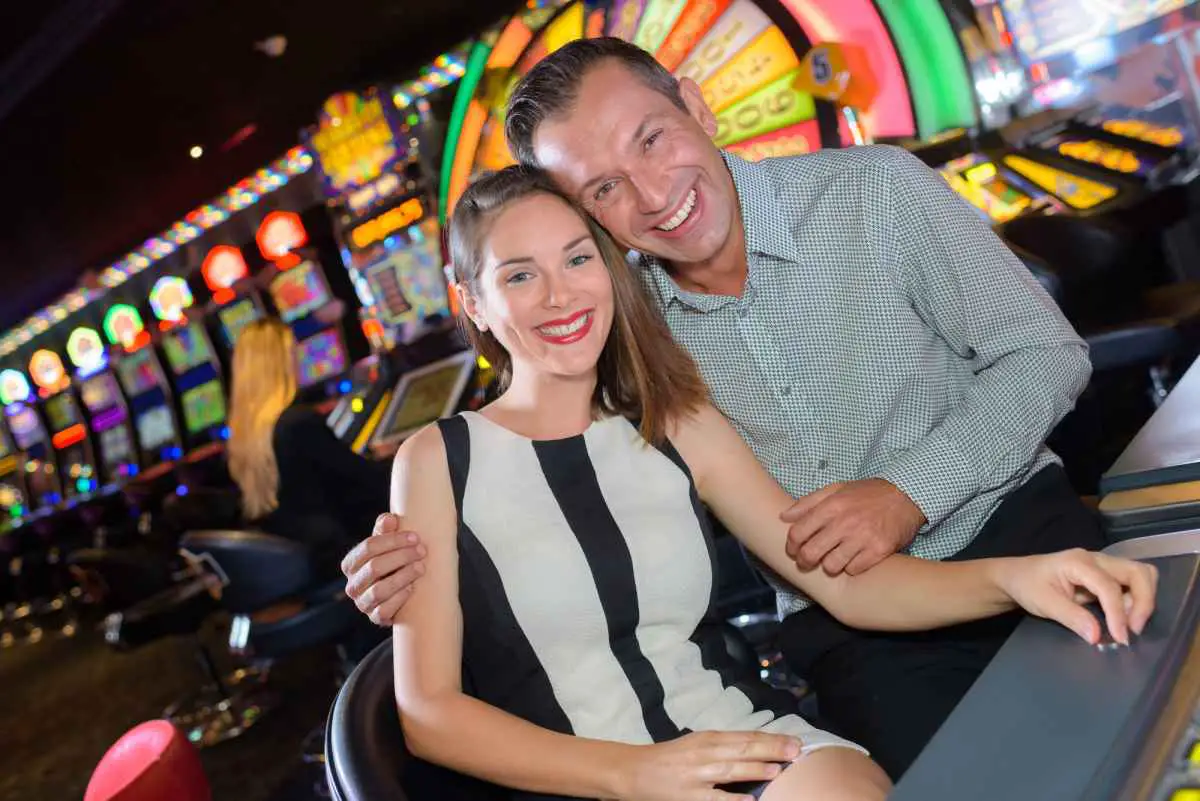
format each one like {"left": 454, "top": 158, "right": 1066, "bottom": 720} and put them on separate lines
{"left": 505, "top": 37, "right": 686, "bottom": 168}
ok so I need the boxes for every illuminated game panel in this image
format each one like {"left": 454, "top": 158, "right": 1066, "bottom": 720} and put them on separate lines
{"left": 6, "top": 405, "right": 43, "bottom": 450}
{"left": 1002, "top": 155, "right": 1118, "bottom": 211}
{"left": 269, "top": 261, "right": 332, "bottom": 323}
{"left": 296, "top": 330, "right": 349, "bottom": 388}
{"left": 1103, "top": 119, "right": 1185, "bottom": 148}
{"left": 80, "top": 372, "right": 121, "bottom": 413}
{"left": 938, "top": 154, "right": 1032, "bottom": 224}
{"left": 217, "top": 298, "right": 262, "bottom": 346}
{"left": 382, "top": 356, "right": 474, "bottom": 440}
{"left": 44, "top": 394, "right": 80, "bottom": 433}
{"left": 99, "top": 426, "right": 133, "bottom": 468}
{"left": 136, "top": 406, "right": 177, "bottom": 451}
{"left": 162, "top": 324, "right": 216, "bottom": 375}
{"left": 181, "top": 381, "right": 227, "bottom": 434}
{"left": 115, "top": 349, "right": 162, "bottom": 397}
{"left": 465, "top": 0, "right": 830, "bottom": 188}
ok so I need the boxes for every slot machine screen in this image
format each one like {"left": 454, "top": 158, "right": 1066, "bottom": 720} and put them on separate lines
{"left": 6, "top": 405, "right": 43, "bottom": 450}
{"left": 136, "top": 405, "right": 176, "bottom": 451}
{"left": 217, "top": 298, "right": 262, "bottom": 346}
{"left": 380, "top": 353, "right": 474, "bottom": 442}
{"left": 116, "top": 349, "right": 164, "bottom": 396}
{"left": 81, "top": 372, "right": 122, "bottom": 414}
{"left": 162, "top": 323, "right": 216, "bottom": 375}
{"left": 44, "top": 393, "right": 79, "bottom": 433}
{"left": 269, "top": 261, "right": 332, "bottom": 323}
{"left": 100, "top": 426, "right": 133, "bottom": 469}
{"left": 296, "top": 329, "right": 348, "bottom": 388}
{"left": 1000, "top": 0, "right": 1197, "bottom": 63}
{"left": 181, "top": 380, "right": 226, "bottom": 434}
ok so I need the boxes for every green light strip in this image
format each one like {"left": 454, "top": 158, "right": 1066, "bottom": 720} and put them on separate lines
{"left": 875, "top": 0, "right": 977, "bottom": 138}
{"left": 439, "top": 40, "right": 494, "bottom": 226}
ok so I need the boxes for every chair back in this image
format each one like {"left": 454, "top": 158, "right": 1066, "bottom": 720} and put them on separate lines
{"left": 180, "top": 530, "right": 310, "bottom": 614}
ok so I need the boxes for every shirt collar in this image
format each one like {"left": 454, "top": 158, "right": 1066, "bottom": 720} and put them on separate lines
{"left": 721, "top": 150, "right": 794, "bottom": 262}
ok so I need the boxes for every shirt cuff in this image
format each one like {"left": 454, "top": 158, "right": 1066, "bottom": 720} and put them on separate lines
{"left": 872, "top": 432, "right": 980, "bottom": 532}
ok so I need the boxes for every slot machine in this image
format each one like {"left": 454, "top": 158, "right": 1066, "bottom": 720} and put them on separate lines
{"left": 28, "top": 348, "right": 99, "bottom": 503}
{"left": 0, "top": 376, "right": 31, "bottom": 525}
{"left": 266, "top": 259, "right": 352, "bottom": 399}
{"left": 66, "top": 326, "right": 139, "bottom": 485}
{"left": 366, "top": 349, "right": 476, "bottom": 459}
{"left": 150, "top": 276, "right": 228, "bottom": 451}
{"left": 104, "top": 304, "right": 184, "bottom": 472}
{"left": 199, "top": 243, "right": 265, "bottom": 356}
{"left": 0, "top": 368, "right": 61, "bottom": 513}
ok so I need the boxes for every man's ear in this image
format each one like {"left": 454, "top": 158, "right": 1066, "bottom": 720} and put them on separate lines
{"left": 678, "top": 78, "right": 718, "bottom": 139}
{"left": 456, "top": 283, "right": 488, "bottom": 332}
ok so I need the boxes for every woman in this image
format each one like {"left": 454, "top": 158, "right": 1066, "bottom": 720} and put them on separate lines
{"left": 390, "top": 167, "right": 1157, "bottom": 801}
{"left": 228, "top": 318, "right": 389, "bottom": 575}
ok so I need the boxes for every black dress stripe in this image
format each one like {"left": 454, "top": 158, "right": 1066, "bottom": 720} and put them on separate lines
{"left": 652, "top": 436, "right": 800, "bottom": 721}
{"left": 437, "top": 417, "right": 576, "bottom": 738}
{"left": 533, "top": 436, "right": 684, "bottom": 743}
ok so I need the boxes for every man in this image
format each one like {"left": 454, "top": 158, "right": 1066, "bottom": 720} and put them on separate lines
{"left": 342, "top": 38, "right": 1104, "bottom": 779}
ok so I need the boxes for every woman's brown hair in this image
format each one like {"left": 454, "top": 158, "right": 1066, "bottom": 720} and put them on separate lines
{"left": 448, "top": 165, "right": 707, "bottom": 444}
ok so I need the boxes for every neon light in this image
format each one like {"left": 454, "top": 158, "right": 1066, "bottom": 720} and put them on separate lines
{"left": 257, "top": 211, "right": 308, "bottom": 261}
{"left": 777, "top": 0, "right": 916, "bottom": 138}
{"left": 202, "top": 246, "right": 249, "bottom": 291}
{"left": 149, "top": 277, "right": 194, "bottom": 323}
{"left": 632, "top": 0, "right": 687, "bottom": 54}
{"left": 700, "top": 25, "right": 799, "bottom": 114}
{"left": 52, "top": 424, "right": 86, "bottom": 450}
{"left": 657, "top": 0, "right": 732, "bottom": 71}
{"left": 439, "top": 40, "right": 493, "bottom": 225}
{"left": 29, "top": 350, "right": 68, "bottom": 393}
{"left": 676, "top": 0, "right": 772, "bottom": 85}
{"left": 0, "top": 370, "right": 31, "bottom": 405}
{"left": 713, "top": 70, "right": 815, "bottom": 147}
{"left": 103, "top": 304, "right": 145, "bottom": 348}
{"left": 725, "top": 120, "right": 822, "bottom": 160}
{"left": 66, "top": 328, "right": 107, "bottom": 372}
{"left": 869, "top": 0, "right": 976, "bottom": 137}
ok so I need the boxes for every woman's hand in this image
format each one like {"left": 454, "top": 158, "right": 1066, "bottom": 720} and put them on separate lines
{"left": 991, "top": 549, "right": 1158, "bottom": 646}
{"left": 614, "top": 731, "right": 802, "bottom": 801}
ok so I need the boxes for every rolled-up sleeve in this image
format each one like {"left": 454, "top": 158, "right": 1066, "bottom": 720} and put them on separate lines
{"left": 870, "top": 147, "right": 1091, "bottom": 530}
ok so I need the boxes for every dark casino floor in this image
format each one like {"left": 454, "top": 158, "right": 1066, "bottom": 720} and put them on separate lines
{"left": 0, "top": 615, "right": 339, "bottom": 801}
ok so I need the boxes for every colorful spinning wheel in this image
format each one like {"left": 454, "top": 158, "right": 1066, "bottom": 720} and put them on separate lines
{"left": 438, "top": 0, "right": 977, "bottom": 220}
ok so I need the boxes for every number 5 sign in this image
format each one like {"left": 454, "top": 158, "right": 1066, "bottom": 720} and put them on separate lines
{"left": 795, "top": 42, "right": 879, "bottom": 112}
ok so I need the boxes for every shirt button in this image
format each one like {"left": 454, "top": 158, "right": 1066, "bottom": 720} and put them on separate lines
{"left": 738, "top": 305, "right": 749, "bottom": 319}
{"left": 817, "top": 458, "right": 829, "bottom": 470}
{"left": 781, "top": 385, "right": 792, "bottom": 396}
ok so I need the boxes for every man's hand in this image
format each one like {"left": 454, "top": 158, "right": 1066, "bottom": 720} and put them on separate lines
{"left": 341, "top": 513, "right": 427, "bottom": 625}
{"left": 781, "top": 479, "right": 926, "bottom": 577}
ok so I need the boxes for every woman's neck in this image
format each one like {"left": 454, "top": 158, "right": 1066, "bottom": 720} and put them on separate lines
{"left": 485, "top": 368, "right": 598, "bottom": 440}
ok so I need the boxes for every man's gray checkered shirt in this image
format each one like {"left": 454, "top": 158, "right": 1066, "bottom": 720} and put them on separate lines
{"left": 636, "top": 146, "right": 1091, "bottom": 616}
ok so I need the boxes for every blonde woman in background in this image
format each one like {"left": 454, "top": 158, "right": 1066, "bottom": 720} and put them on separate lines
{"left": 228, "top": 318, "right": 390, "bottom": 577}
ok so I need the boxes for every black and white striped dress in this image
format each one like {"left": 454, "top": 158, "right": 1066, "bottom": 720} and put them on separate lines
{"left": 437, "top": 412, "right": 862, "bottom": 798}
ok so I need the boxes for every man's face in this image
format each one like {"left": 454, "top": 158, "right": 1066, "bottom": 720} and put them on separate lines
{"left": 532, "top": 61, "right": 738, "bottom": 267}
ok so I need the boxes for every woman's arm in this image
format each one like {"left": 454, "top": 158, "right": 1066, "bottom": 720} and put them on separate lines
{"left": 389, "top": 424, "right": 628, "bottom": 798}
{"left": 672, "top": 405, "right": 1154, "bottom": 641}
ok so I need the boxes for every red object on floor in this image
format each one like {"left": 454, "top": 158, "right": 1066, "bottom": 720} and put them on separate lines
{"left": 85, "top": 720, "right": 210, "bottom": 801}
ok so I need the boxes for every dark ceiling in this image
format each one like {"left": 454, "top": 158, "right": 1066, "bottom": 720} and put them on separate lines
{"left": 0, "top": 0, "right": 520, "bottom": 333}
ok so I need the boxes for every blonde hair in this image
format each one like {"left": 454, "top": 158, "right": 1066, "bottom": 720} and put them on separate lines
{"left": 449, "top": 166, "right": 707, "bottom": 445}
{"left": 227, "top": 318, "right": 297, "bottom": 519}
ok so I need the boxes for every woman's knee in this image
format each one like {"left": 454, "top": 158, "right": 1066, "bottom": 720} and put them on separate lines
{"left": 758, "top": 746, "right": 891, "bottom": 801}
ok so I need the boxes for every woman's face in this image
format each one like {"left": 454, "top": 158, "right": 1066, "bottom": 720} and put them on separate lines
{"left": 464, "top": 193, "right": 615, "bottom": 385}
